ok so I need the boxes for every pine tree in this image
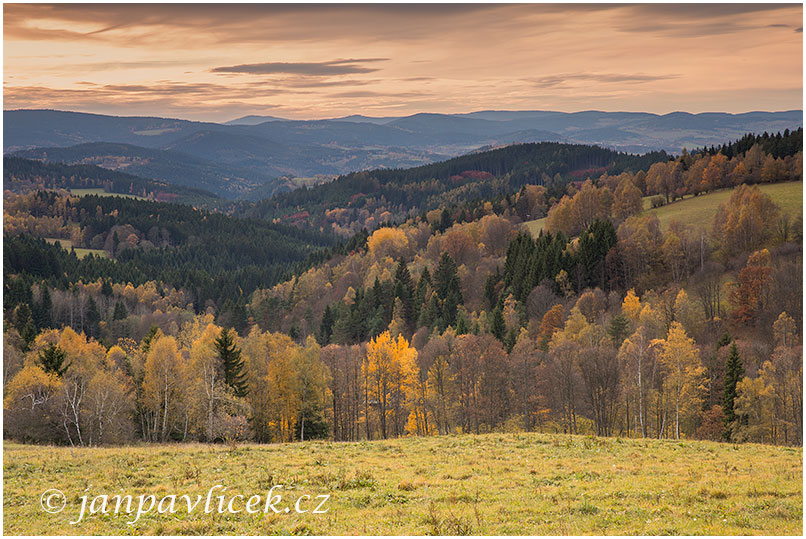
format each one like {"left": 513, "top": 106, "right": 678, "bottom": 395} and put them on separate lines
{"left": 414, "top": 267, "right": 431, "bottom": 322}
{"left": 455, "top": 311, "right": 469, "bottom": 335}
{"left": 504, "top": 327, "right": 518, "bottom": 353}
{"left": 434, "top": 252, "right": 463, "bottom": 329}
{"left": 141, "top": 325, "right": 160, "bottom": 354}
{"left": 113, "top": 300, "right": 128, "bottom": 320}
{"left": 38, "top": 344, "right": 69, "bottom": 376}
{"left": 318, "top": 304, "right": 335, "bottom": 345}
{"left": 215, "top": 328, "right": 248, "bottom": 397}
{"left": 33, "top": 286, "right": 52, "bottom": 329}
{"left": 12, "top": 303, "right": 37, "bottom": 350}
{"left": 607, "top": 314, "right": 630, "bottom": 345}
{"left": 85, "top": 297, "right": 101, "bottom": 339}
{"left": 722, "top": 342, "right": 744, "bottom": 441}
{"left": 101, "top": 280, "right": 114, "bottom": 297}
{"left": 393, "top": 258, "right": 415, "bottom": 329}
{"left": 484, "top": 271, "right": 500, "bottom": 310}
{"left": 491, "top": 305, "right": 507, "bottom": 341}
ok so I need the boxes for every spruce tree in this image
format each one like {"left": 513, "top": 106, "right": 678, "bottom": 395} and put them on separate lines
{"left": 14, "top": 304, "right": 37, "bottom": 351}
{"left": 434, "top": 252, "right": 463, "bottom": 328}
{"left": 504, "top": 327, "right": 518, "bottom": 353}
{"left": 113, "top": 300, "right": 128, "bottom": 320}
{"left": 607, "top": 314, "right": 630, "bottom": 345}
{"left": 491, "top": 306, "right": 507, "bottom": 341}
{"left": 722, "top": 342, "right": 744, "bottom": 441}
{"left": 215, "top": 328, "right": 248, "bottom": 397}
{"left": 414, "top": 267, "right": 431, "bottom": 321}
{"left": 101, "top": 280, "right": 114, "bottom": 297}
{"left": 455, "top": 311, "right": 469, "bottom": 335}
{"left": 484, "top": 271, "right": 500, "bottom": 310}
{"left": 33, "top": 286, "right": 52, "bottom": 330}
{"left": 85, "top": 297, "right": 101, "bottom": 339}
{"left": 141, "top": 325, "right": 160, "bottom": 354}
{"left": 393, "top": 258, "right": 415, "bottom": 329}
{"left": 38, "top": 344, "right": 69, "bottom": 376}
{"left": 318, "top": 304, "right": 335, "bottom": 345}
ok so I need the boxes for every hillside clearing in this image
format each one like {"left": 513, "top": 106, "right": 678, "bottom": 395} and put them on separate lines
{"left": 522, "top": 181, "right": 803, "bottom": 236}
{"left": 70, "top": 188, "right": 147, "bottom": 200}
{"left": 3, "top": 433, "right": 801, "bottom": 535}
{"left": 44, "top": 238, "right": 107, "bottom": 259}
{"left": 642, "top": 181, "right": 802, "bottom": 231}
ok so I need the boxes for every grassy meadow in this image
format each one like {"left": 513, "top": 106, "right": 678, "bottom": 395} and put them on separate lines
{"left": 3, "top": 433, "right": 801, "bottom": 535}
{"left": 522, "top": 181, "right": 803, "bottom": 236}
{"left": 70, "top": 188, "right": 147, "bottom": 200}
{"left": 643, "top": 181, "right": 803, "bottom": 231}
{"left": 44, "top": 238, "right": 108, "bottom": 259}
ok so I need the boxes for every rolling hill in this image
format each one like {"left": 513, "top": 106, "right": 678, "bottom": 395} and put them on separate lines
{"left": 5, "top": 109, "right": 801, "bottom": 199}
{"left": 3, "top": 156, "right": 222, "bottom": 205}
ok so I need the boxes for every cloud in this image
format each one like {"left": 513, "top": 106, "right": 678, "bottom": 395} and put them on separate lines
{"left": 211, "top": 59, "right": 388, "bottom": 76}
{"left": 328, "top": 90, "right": 430, "bottom": 99}
{"left": 530, "top": 73, "right": 678, "bottom": 89}
{"left": 3, "top": 3, "right": 801, "bottom": 120}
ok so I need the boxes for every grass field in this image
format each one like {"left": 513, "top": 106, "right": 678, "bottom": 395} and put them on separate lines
{"left": 522, "top": 181, "right": 803, "bottom": 236}
{"left": 643, "top": 181, "right": 802, "bottom": 231}
{"left": 70, "top": 188, "right": 147, "bottom": 200}
{"left": 3, "top": 433, "right": 801, "bottom": 535}
{"left": 44, "top": 238, "right": 108, "bottom": 259}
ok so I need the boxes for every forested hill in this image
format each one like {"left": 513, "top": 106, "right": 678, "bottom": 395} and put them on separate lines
{"left": 243, "top": 141, "right": 670, "bottom": 231}
{"left": 3, "top": 156, "right": 221, "bottom": 206}
{"left": 4, "top": 193, "right": 338, "bottom": 316}
{"left": 694, "top": 127, "right": 803, "bottom": 159}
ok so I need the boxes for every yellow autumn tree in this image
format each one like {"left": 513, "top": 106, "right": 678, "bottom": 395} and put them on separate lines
{"left": 673, "top": 289, "right": 701, "bottom": 337}
{"left": 364, "top": 331, "right": 418, "bottom": 439}
{"left": 612, "top": 176, "right": 643, "bottom": 221}
{"left": 622, "top": 289, "right": 642, "bottom": 321}
{"left": 367, "top": 227, "right": 409, "bottom": 261}
{"left": 187, "top": 322, "right": 226, "bottom": 441}
{"left": 653, "top": 322, "right": 707, "bottom": 439}
{"left": 142, "top": 335, "right": 189, "bottom": 441}
{"left": 241, "top": 329, "right": 298, "bottom": 442}
{"left": 295, "top": 336, "right": 329, "bottom": 441}
{"left": 3, "top": 365, "right": 63, "bottom": 442}
{"left": 618, "top": 325, "right": 653, "bottom": 438}
{"left": 732, "top": 371, "right": 776, "bottom": 443}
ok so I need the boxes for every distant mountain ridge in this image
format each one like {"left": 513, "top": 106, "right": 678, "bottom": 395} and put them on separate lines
{"left": 5, "top": 108, "right": 801, "bottom": 199}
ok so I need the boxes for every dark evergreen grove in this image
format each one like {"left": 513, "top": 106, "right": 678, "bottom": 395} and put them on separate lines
{"left": 3, "top": 193, "right": 344, "bottom": 319}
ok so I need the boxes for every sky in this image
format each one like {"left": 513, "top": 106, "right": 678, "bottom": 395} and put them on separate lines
{"left": 3, "top": 3, "right": 803, "bottom": 122}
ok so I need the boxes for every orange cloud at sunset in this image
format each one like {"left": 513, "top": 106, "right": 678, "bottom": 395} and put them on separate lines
{"left": 3, "top": 3, "right": 803, "bottom": 121}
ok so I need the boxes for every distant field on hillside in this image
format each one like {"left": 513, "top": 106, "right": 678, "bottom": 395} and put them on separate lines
{"left": 643, "top": 181, "right": 802, "bottom": 230}
{"left": 523, "top": 217, "right": 548, "bottom": 236}
{"left": 70, "top": 188, "right": 147, "bottom": 200}
{"left": 523, "top": 181, "right": 802, "bottom": 236}
{"left": 3, "top": 433, "right": 801, "bottom": 535}
{"left": 44, "top": 238, "right": 108, "bottom": 259}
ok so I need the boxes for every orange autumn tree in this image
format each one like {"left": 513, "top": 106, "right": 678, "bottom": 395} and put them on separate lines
{"left": 728, "top": 248, "right": 772, "bottom": 325}
{"left": 363, "top": 331, "right": 418, "bottom": 439}
{"left": 713, "top": 184, "right": 780, "bottom": 256}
